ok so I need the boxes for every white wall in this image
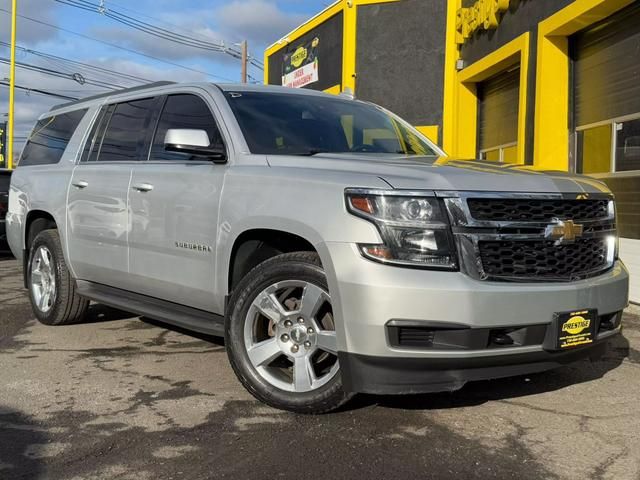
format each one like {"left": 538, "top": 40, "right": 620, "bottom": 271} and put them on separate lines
{"left": 620, "top": 238, "right": 640, "bottom": 304}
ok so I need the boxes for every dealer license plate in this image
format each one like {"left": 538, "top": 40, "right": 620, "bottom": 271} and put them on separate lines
{"left": 554, "top": 309, "right": 597, "bottom": 349}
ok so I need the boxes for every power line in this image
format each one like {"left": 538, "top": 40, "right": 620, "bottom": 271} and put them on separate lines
{"left": 108, "top": 0, "right": 269, "bottom": 67}
{"left": 0, "top": 58, "right": 125, "bottom": 89}
{"left": 0, "top": 41, "right": 151, "bottom": 85}
{"left": 0, "top": 7, "right": 234, "bottom": 81}
{"left": 54, "top": 0, "right": 264, "bottom": 70}
{"left": 0, "top": 81, "right": 79, "bottom": 100}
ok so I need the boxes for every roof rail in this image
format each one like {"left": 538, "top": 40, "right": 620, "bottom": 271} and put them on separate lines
{"left": 50, "top": 81, "right": 176, "bottom": 111}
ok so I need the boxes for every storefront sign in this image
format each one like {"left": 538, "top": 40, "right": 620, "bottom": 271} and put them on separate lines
{"left": 0, "top": 122, "right": 6, "bottom": 169}
{"left": 282, "top": 37, "right": 320, "bottom": 88}
{"left": 456, "top": 0, "right": 511, "bottom": 44}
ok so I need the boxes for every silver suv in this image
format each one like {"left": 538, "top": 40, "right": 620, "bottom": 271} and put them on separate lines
{"left": 6, "top": 82, "right": 629, "bottom": 413}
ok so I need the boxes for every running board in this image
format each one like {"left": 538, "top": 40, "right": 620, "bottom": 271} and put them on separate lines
{"left": 75, "top": 280, "right": 225, "bottom": 337}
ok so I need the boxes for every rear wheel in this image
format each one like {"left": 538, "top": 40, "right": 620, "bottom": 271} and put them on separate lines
{"left": 226, "top": 252, "right": 352, "bottom": 414}
{"left": 28, "top": 229, "right": 89, "bottom": 326}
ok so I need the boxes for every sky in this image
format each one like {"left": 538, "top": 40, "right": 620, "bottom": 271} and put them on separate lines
{"left": 0, "top": 0, "right": 330, "bottom": 157}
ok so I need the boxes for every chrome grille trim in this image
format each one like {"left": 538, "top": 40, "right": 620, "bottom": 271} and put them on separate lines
{"left": 442, "top": 192, "right": 616, "bottom": 282}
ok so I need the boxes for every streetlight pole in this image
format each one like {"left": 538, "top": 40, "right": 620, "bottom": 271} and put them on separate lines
{"left": 7, "top": 0, "right": 17, "bottom": 170}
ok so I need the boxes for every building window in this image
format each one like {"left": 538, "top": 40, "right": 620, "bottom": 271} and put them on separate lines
{"left": 480, "top": 143, "right": 518, "bottom": 163}
{"left": 576, "top": 115, "right": 640, "bottom": 174}
{"left": 477, "top": 68, "right": 520, "bottom": 164}
{"left": 615, "top": 117, "right": 640, "bottom": 172}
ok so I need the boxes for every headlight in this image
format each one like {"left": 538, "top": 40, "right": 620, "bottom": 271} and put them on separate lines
{"left": 346, "top": 189, "right": 458, "bottom": 269}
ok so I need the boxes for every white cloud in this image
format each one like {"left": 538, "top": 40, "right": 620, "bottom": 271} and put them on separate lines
{"left": 0, "top": 0, "right": 60, "bottom": 45}
{"left": 87, "top": 1, "right": 306, "bottom": 68}
{"left": 0, "top": 57, "right": 210, "bottom": 161}
{"left": 216, "top": 0, "right": 307, "bottom": 46}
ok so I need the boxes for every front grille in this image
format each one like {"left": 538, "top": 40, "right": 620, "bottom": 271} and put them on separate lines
{"left": 478, "top": 237, "right": 608, "bottom": 280}
{"left": 467, "top": 198, "right": 609, "bottom": 222}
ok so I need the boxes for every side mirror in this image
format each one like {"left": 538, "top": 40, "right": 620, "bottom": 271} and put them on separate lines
{"left": 164, "top": 129, "right": 226, "bottom": 163}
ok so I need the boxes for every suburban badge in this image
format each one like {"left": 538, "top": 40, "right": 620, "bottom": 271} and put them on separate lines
{"left": 175, "top": 241, "right": 213, "bottom": 253}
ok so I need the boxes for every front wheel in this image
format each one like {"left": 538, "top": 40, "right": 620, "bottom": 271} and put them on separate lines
{"left": 226, "top": 252, "right": 352, "bottom": 414}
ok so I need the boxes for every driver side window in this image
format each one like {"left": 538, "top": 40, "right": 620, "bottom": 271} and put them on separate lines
{"left": 150, "top": 94, "right": 222, "bottom": 161}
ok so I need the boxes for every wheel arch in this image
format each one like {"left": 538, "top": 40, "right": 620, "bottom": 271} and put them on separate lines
{"left": 226, "top": 227, "right": 321, "bottom": 296}
{"left": 22, "top": 210, "right": 59, "bottom": 288}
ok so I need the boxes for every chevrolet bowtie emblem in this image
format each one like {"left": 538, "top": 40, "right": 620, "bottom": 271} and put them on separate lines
{"left": 545, "top": 219, "right": 584, "bottom": 244}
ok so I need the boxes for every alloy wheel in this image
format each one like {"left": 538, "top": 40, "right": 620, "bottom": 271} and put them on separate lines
{"left": 31, "top": 245, "right": 57, "bottom": 313}
{"left": 244, "top": 280, "right": 339, "bottom": 393}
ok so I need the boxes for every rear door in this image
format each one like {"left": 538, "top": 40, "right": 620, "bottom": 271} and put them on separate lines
{"left": 66, "top": 97, "right": 158, "bottom": 286}
{"left": 127, "top": 92, "right": 228, "bottom": 311}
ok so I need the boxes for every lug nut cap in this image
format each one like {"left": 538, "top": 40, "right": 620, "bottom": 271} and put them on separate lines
{"left": 291, "top": 344, "right": 299, "bottom": 353}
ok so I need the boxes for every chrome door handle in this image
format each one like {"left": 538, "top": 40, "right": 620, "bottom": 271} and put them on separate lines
{"left": 72, "top": 180, "right": 89, "bottom": 189}
{"left": 132, "top": 183, "right": 154, "bottom": 193}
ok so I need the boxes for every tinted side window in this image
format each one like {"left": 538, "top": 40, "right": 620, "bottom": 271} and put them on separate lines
{"left": 98, "top": 98, "right": 156, "bottom": 162}
{"left": 19, "top": 109, "right": 88, "bottom": 166}
{"left": 81, "top": 106, "right": 110, "bottom": 163}
{"left": 150, "top": 94, "right": 222, "bottom": 161}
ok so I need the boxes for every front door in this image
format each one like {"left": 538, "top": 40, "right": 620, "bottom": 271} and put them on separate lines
{"left": 128, "top": 93, "right": 227, "bottom": 311}
{"left": 66, "top": 97, "right": 158, "bottom": 287}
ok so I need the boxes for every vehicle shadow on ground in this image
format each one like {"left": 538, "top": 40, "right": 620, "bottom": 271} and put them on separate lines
{"left": 0, "top": 407, "right": 46, "bottom": 479}
{"left": 357, "top": 333, "right": 632, "bottom": 412}
{"left": 82, "top": 304, "right": 136, "bottom": 325}
{"left": 139, "top": 317, "right": 226, "bottom": 347}
{"left": 120, "top": 306, "right": 633, "bottom": 412}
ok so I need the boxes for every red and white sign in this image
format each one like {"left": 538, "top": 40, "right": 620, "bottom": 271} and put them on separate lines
{"left": 282, "top": 62, "right": 318, "bottom": 89}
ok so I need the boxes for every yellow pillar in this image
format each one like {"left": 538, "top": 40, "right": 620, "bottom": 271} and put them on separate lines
{"left": 7, "top": 0, "right": 18, "bottom": 170}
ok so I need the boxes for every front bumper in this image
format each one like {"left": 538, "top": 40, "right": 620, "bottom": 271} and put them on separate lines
{"left": 338, "top": 332, "right": 616, "bottom": 394}
{"left": 318, "top": 242, "right": 629, "bottom": 393}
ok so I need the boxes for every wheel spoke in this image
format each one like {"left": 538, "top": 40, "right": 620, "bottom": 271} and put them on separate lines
{"left": 298, "top": 283, "right": 325, "bottom": 320}
{"left": 39, "top": 290, "right": 50, "bottom": 310}
{"left": 316, "top": 330, "right": 337, "bottom": 354}
{"left": 253, "top": 291, "right": 287, "bottom": 324}
{"left": 41, "top": 250, "right": 51, "bottom": 269}
{"left": 247, "top": 338, "right": 282, "bottom": 367}
{"left": 31, "top": 269, "right": 43, "bottom": 284}
{"left": 293, "top": 355, "right": 315, "bottom": 391}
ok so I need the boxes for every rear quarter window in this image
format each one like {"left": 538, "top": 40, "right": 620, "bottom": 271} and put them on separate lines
{"left": 19, "top": 109, "right": 88, "bottom": 167}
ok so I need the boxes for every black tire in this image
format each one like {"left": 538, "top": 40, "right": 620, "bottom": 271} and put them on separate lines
{"left": 27, "top": 229, "right": 89, "bottom": 326}
{"left": 226, "top": 252, "right": 353, "bottom": 414}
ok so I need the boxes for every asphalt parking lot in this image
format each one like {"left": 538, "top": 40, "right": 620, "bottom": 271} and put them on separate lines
{"left": 1, "top": 255, "right": 639, "bottom": 480}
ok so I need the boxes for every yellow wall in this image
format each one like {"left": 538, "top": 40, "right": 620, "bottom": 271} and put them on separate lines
{"left": 267, "top": 0, "right": 638, "bottom": 167}
{"left": 444, "top": 31, "right": 529, "bottom": 164}
{"left": 443, "top": 0, "right": 636, "bottom": 170}
{"left": 415, "top": 125, "right": 439, "bottom": 145}
{"left": 265, "top": 0, "right": 402, "bottom": 94}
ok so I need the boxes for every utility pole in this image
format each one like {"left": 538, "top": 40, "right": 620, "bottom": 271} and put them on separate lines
{"left": 7, "top": 0, "right": 17, "bottom": 170}
{"left": 241, "top": 40, "right": 248, "bottom": 83}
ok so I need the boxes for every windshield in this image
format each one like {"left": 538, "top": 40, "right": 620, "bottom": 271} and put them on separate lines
{"left": 224, "top": 91, "right": 438, "bottom": 156}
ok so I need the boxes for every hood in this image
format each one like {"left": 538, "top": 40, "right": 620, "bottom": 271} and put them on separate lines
{"left": 266, "top": 154, "right": 610, "bottom": 194}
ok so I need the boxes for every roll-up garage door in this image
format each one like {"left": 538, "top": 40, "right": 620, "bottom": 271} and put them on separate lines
{"left": 571, "top": 2, "right": 640, "bottom": 303}
{"left": 477, "top": 67, "right": 520, "bottom": 162}
{"left": 572, "top": 2, "right": 640, "bottom": 129}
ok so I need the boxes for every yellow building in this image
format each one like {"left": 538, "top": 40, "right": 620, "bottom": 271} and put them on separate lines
{"left": 265, "top": 0, "right": 640, "bottom": 302}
